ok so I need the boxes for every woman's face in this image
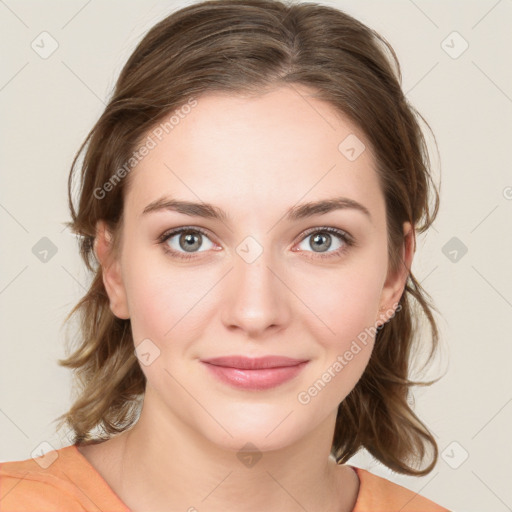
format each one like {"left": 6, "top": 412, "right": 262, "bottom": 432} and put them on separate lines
{"left": 98, "top": 84, "right": 411, "bottom": 453}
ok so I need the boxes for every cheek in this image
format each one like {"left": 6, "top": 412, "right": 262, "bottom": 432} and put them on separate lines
{"left": 293, "top": 278, "right": 379, "bottom": 411}
{"left": 291, "top": 256, "right": 385, "bottom": 394}
{"left": 123, "top": 247, "right": 215, "bottom": 345}
{"left": 295, "top": 261, "right": 384, "bottom": 343}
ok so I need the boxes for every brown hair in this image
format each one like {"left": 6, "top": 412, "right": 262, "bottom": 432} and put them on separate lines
{"left": 56, "top": 0, "right": 443, "bottom": 476}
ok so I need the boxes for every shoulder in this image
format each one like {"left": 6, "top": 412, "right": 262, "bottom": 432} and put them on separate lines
{"left": 0, "top": 444, "right": 129, "bottom": 512}
{"left": 0, "top": 446, "right": 82, "bottom": 511}
{"left": 350, "top": 465, "right": 450, "bottom": 512}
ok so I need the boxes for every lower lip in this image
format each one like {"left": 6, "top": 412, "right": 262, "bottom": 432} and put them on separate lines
{"left": 201, "top": 361, "right": 308, "bottom": 390}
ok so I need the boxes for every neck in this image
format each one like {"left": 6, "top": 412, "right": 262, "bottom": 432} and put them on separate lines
{"left": 101, "top": 388, "right": 358, "bottom": 512}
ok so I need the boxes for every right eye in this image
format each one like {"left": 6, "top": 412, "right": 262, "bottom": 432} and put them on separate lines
{"left": 158, "top": 227, "right": 219, "bottom": 260}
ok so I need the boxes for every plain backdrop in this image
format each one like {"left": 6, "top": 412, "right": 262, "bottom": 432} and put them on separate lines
{"left": 1, "top": 1, "right": 511, "bottom": 511}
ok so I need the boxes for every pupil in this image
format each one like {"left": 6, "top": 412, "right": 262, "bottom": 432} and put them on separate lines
{"left": 312, "top": 233, "right": 331, "bottom": 252}
{"left": 181, "top": 231, "right": 201, "bottom": 252}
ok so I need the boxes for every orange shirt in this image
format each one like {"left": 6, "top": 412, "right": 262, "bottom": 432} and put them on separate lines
{"left": 0, "top": 445, "right": 450, "bottom": 511}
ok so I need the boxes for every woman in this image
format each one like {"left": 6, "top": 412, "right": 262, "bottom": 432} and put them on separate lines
{"left": 0, "top": 0, "right": 449, "bottom": 510}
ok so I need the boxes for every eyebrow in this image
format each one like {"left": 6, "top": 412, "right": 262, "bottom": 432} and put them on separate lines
{"left": 141, "top": 196, "right": 372, "bottom": 223}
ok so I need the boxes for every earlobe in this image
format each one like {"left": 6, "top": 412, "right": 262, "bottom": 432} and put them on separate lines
{"left": 94, "top": 220, "right": 130, "bottom": 320}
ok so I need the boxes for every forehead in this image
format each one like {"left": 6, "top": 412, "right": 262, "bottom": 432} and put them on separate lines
{"left": 125, "top": 85, "right": 384, "bottom": 223}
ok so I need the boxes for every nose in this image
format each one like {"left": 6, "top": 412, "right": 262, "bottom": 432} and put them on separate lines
{"left": 220, "top": 246, "right": 292, "bottom": 338}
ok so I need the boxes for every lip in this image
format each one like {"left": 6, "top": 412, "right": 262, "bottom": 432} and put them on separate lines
{"left": 200, "top": 356, "right": 309, "bottom": 390}
{"left": 201, "top": 355, "right": 308, "bottom": 369}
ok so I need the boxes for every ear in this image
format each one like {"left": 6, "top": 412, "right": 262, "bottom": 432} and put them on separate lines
{"left": 94, "top": 220, "right": 130, "bottom": 320}
{"left": 376, "top": 221, "right": 415, "bottom": 326}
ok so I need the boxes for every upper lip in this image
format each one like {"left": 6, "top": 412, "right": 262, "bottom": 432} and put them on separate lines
{"left": 201, "top": 356, "right": 309, "bottom": 370}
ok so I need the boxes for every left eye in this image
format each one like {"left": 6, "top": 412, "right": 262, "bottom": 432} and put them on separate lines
{"left": 295, "top": 227, "right": 352, "bottom": 258}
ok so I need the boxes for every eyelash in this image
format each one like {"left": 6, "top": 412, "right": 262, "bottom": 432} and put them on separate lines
{"left": 157, "top": 226, "right": 355, "bottom": 261}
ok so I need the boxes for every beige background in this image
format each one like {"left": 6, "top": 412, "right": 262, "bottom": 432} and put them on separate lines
{"left": 1, "top": 1, "right": 511, "bottom": 510}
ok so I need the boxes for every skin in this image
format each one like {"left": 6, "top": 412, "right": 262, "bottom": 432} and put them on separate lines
{"left": 78, "top": 84, "right": 415, "bottom": 512}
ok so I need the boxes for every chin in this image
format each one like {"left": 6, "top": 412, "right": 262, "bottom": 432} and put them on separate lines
{"left": 197, "top": 408, "right": 308, "bottom": 454}
{"left": 209, "top": 429, "right": 299, "bottom": 456}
